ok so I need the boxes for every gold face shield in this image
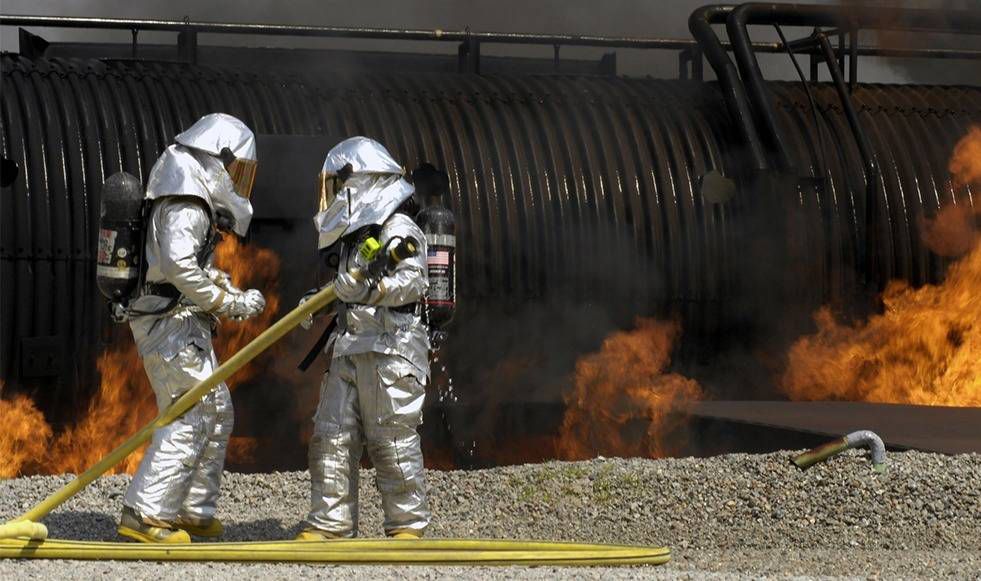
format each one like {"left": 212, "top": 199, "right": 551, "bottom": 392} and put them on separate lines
{"left": 318, "top": 171, "right": 347, "bottom": 212}
{"left": 227, "top": 158, "right": 258, "bottom": 199}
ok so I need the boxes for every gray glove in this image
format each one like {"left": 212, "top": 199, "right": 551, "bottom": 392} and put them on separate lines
{"left": 298, "top": 289, "right": 317, "bottom": 330}
{"left": 205, "top": 267, "right": 242, "bottom": 294}
{"left": 216, "top": 288, "right": 266, "bottom": 320}
{"left": 298, "top": 286, "right": 337, "bottom": 329}
{"left": 333, "top": 272, "right": 370, "bottom": 303}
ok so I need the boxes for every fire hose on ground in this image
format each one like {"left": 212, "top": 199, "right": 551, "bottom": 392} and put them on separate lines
{"left": 0, "top": 279, "right": 670, "bottom": 566}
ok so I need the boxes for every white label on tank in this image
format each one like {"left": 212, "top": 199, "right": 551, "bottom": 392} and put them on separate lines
{"left": 98, "top": 229, "right": 117, "bottom": 264}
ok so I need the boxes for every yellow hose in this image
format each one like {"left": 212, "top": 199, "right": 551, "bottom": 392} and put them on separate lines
{"left": 0, "top": 537, "right": 670, "bottom": 566}
{"left": 1, "top": 285, "right": 338, "bottom": 539}
{"left": 0, "top": 280, "right": 672, "bottom": 567}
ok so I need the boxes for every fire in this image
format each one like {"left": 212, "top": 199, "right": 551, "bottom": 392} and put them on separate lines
{"left": 920, "top": 204, "right": 978, "bottom": 257}
{"left": 0, "top": 236, "right": 281, "bottom": 478}
{"left": 47, "top": 345, "right": 156, "bottom": 474}
{"left": 782, "top": 127, "right": 981, "bottom": 407}
{"left": 213, "top": 234, "right": 281, "bottom": 387}
{"left": 949, "top": 126, "right": 981, "bottom": 188}
{"left": 0, "top": 392, "right": 52, "bottom": 478}
{"left": 557, "top": 318, "right": 702, "bottom": 460}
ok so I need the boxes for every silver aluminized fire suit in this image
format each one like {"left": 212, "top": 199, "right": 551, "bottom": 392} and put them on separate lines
{"left": 123, "top": 113, "right": 264, "bottom": 527}
{"left": 303, "top": 137, "right": 431, "bottom": 537}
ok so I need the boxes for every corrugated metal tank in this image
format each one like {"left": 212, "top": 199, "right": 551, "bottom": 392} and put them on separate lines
{"left": 1, "top": 55, "right": 978, "bottom": 416}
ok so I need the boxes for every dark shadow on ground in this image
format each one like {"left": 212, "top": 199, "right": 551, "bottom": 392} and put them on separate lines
{"left": 220, "top": 518, "right": 296, "bottom": 542}
{"left": 40, "top": 513, "right": 295, "bottom": 543}
{"left": 43, "top": 511, "right": 117, "bottom": 541}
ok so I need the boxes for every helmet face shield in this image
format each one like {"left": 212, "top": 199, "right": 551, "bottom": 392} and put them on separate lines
{"left": 318, "top": 171, "right": 347, "bottom": 212}
{"left": 227, "top": 158, "right": 258, "bottom": 199}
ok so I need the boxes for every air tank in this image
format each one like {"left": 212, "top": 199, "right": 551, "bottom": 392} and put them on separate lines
{"left": 414, "top": 164, "right": 456, "bottom": 339}
{"left": 96, "top": 171, "right": 144, "bottom": 306}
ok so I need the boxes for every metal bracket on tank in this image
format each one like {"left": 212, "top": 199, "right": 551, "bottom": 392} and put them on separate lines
{"left": 177, "top": 17, "right": 197, "bottom": 64}
{"left": 457, "top": 27, "right": 480, "bottom": 74}
{"left": 17, "top": 28, "right": 49, "bottom": 58}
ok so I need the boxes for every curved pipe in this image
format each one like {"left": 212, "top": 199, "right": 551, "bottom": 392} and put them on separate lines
{"left": 793, "top": 430, "right": 886, "bottom": 473}
{"left": 725, "top": 2, "right": 981, "bottom": 175}
{"left": 725, "top": 5, "right": 798, "bottom": 173}
{"left": 688, "top": 4, "right": 769, "bottom": 172}
{"left": 812, "top": 31, "right": 880, "bottom": 289}
{"left": 813, "top": 32, "right": 878, "bottom": 185}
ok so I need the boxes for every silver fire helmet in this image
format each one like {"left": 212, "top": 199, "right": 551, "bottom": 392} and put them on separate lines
{"left": 314, "top": 137, "right": 413, "bottom": 249}
{"left": 146, "top": 113, "right": 257, "bottom": 236}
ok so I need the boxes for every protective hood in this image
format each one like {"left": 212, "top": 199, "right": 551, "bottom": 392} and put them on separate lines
{"left": 146, "top": 114, "right": 256, "bottom": 236}
{"left": 320, "top": 136, "right": 403, "bottom": 175}
{"left": 314, "top": 137, "right": 413, "bottom": 249}
{"left": 175, "top": 113, "right": 256, "bottom": 161}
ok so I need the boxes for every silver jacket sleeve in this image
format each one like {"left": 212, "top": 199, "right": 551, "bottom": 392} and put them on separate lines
{"left": 205, "top": 266, "right": 241, "bottom": 294}
{"left": 330, "top": 213, "right": 431, "bottom": 376}
{"left": 360, "top": 215, "right": 428, "bottom": 307}
{"left": 129, "top": 198, "right": 220, "bottom": 361}
{"left": 153, "top": 200, "right": 227, "bottom": 312}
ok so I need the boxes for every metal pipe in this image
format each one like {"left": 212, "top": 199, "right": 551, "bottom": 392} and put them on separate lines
{"left": 0, "top": 13, "right": 736, "bottom": 50}
{"left": 856, "top": 46, "right": 981, "bottom": 60}
{"left": 815, "top": 32, "right": 878, "bottom": 187}
{"left": 785, "top": 30, "right": 981, "bottom": 60}
{"left": 726, "top": 2, "right": 981, "bottom": 174}
{"left": 726, "top": 6, "right": 798, "bottom": 172}
{"left": 689, "top": 4, "right": 770, "bottom": 172}
{"left": 793, "top": 430, "right": 886, "bottom": 473}
{"left": 678, "top": 48, "right": 692, "bottom": 80}
{"left": 774, "top": 24, "right": 828, "bottom": 183}
{"left": 815, "top": 31, "right": 880, "bottom": 289}
{"left": 837, "top": 30, "right": 846, "bottom": 74}
{"left": 727, "top": 3, "right": 981, "bottom": 31}
{"left": 8, "top": 12, "right": 981, "bottom": 60}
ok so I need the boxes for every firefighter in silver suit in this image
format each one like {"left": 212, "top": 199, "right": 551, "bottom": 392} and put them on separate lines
{"left": 118, "top": 113, "right": 264, "bottom": 544}
{"left": 296, "top": 137, "right": 431, "bottom": 540}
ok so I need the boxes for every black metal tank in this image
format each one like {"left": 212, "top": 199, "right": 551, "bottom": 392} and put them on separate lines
{"left": 1, "top": 55, "right": 978, "bottom": 420}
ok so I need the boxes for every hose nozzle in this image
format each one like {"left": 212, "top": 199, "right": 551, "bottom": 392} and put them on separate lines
{"left": 792, "top": 430, "right": 886, "bottom": 473}
{"left": 0, "top": 520, "right": 48, "bottom": 540}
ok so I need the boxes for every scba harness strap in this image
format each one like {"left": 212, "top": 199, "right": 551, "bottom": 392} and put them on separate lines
{"left": 131, "top": 211, "right": 223, "bottom": 316}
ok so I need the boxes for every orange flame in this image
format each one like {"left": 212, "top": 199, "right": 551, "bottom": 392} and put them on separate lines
{"left": 213, "top": 235, "right": 281, "bottom": 387}
{"left": 47, "top": 345, "right": 156, "bottom": 474}
{"left": 920, "top": 204, "right": 979, "bottom": 258}
{"left": 557, "top": 318, "right": 702, "bottom": 460}
{"left": 0, "top": 392, "right": 52, "bottom": 478}
{"left": 0, "top": 236, "right": 281, "bottom": 478}
{"left": 782, "top": 127, "right": 981, "bottom": 407}
{"left": 949, "top": 126, "right": 981, "bottom": 188}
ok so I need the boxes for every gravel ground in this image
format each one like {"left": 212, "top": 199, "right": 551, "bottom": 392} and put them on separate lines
{"left": 1, "top": 450, "right": 979, "bottom": 579}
